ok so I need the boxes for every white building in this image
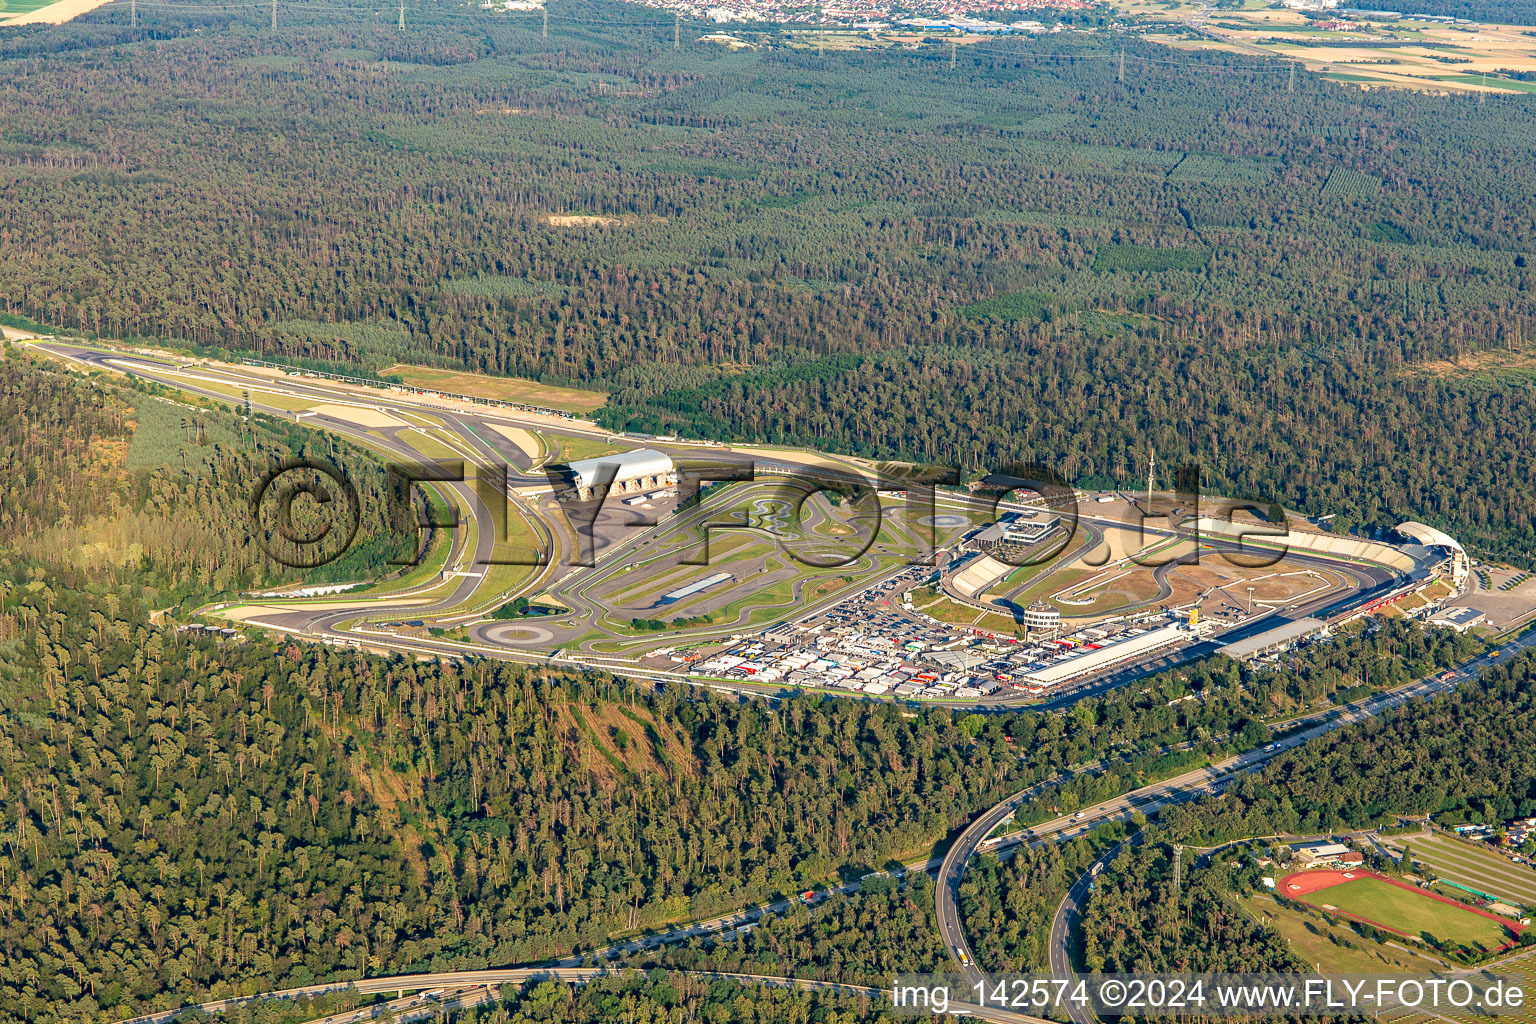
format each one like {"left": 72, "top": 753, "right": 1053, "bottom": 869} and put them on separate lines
{"left": 1022, "top": 624, "right": 1188, "bottom": 687}
{"left": 558, "top": 448, "right": 677, "bottom": 502}
{"left": 1427, "top": 606, "right": 1485, "bottom": 633}
{"left": 1396, "top": 520, "right": 1470, "bottom": 589}
{"left": 1292, "top": 841, "right": 1363, "bottom": 868}
{"left": 1023, "top": 601, "right": 1061, "bottom": 633}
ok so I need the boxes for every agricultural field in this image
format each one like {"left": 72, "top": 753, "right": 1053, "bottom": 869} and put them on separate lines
{"left": 1140, "top": 2, "right": 1536, "bottom": 93}
{"left": 380, "top": 363, "right": 608, "bottom": 414}
{"left": 0, "top": 0, "right": 75, "bottom": 17}
{"left": 1387, "top": 950, "right": 1536, "bottom": 1024}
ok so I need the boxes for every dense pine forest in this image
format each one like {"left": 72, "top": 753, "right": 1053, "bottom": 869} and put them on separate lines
{"left": 1046, "top": 648, "right": 1536, "bottom": 982}
{"left": 2, "top": 2, "right": 1536, "bottom": 560}
{"left": 955, "top": 631, "right": 1511, "bottom": 973}
{"left": 1160, "top": 649, "right": 1536, "bottom": 841}
{"left": 458, "top": 974, "right": 903, "bottom": 1024}
{"left": 0, "top": 357, "right": 1491, "bottom": 1022}
{"left": 0, "top": 351, "right": 415, "bottom": 595}
{"left": 635, "top": 874, "right": 951, "bottom": 988}
{"left": 7, "top": 2, "right": 1536, "bottom": 1019}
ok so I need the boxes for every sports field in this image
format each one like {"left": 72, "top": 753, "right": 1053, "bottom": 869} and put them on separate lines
{"left": 1283, "top": 870, "right": 1519, "bottom": 953}
{"left": 1243, "top": 892, "right": 1449, "bottom": 973}
{"left": 1383, "top": 832, "right": 1536, "bottom": 908}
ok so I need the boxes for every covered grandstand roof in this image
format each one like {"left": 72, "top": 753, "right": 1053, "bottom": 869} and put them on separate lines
{"left": 565, "top": 448, "right": 674, "bottom": 489}
{"left": 1217, "top": 617, "right": 1325, "bottom": 660}
{"left": 1394, "top": 521, "right": 1464, "bottom": 555}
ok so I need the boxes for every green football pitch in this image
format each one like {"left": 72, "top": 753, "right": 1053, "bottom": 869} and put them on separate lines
{"left": 1315, "top": 877, "right": 1516, "bottom": 952}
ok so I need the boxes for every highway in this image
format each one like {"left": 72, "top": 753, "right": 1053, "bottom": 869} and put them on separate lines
{"left": 26, "top": 333, "right": 1515, "bottom": 1024}
{"left": 105, "top": 636, "right": 1532, "bottom": 1024}
{"left": 94, "top": 613, "right": 1531, "bottom": 1024}
{"left": 112, "top": 965, "right": 1058, "bottom": 1024}
{"left": 1048, "top": 833, "right": 1139, "bottom": 1024}
{"left": 937, "top": 624, "right": 1536, "bottom": 1017}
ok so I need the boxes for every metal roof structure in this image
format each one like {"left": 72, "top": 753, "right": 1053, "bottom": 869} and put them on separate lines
{"left": 1216, "top": 617, "right": 1325, "bottom": 660}
{"left": 1395, "top": 521, "right": 1464, "bottom": 555}
{"left": 1022, "top": 624, "right": 1187, "bottom": 685}
{"left": 928, "top": 649, "right": 988, "bottom": 671}
{"left": 660, "top": 571, "right": 732, "bottom": 604}
{"left": 565, "top": 448, "right": 674, "bottom": 490}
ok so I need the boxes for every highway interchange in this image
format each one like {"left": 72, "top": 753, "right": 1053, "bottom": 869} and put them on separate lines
{"left": 102, "top": 624, "right": 1534, "bottom": 1024}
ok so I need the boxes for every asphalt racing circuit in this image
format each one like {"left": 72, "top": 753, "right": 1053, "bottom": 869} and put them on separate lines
{"left": 36, "top": 339, "right": 1525, "bottom": 1024}
{"left": 33, "top": 340, "right": 1447, "bottom": 712}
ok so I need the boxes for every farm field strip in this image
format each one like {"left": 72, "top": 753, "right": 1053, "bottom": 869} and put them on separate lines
{"left": 1412, "top": 851, "right": 1536, "bottom": 905}
{"left": 380, "top": 362, "right": 609, "bottom": 414}
{"left": 1387, "top": 834, "right": 1536, "bottom": 893}
{"left": 1388, "top": 951, "right": 1536, "bottom": 1024}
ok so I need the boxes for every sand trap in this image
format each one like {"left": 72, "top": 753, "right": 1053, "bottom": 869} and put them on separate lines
{"left": 743, "top": 446, "right": 872, "bottom": 474}
{"left": 308, "top": 403, "right": 406, "bottom": 429}
{"left": 547, "top": 214, "right": 621, "bottom": 227}
{"left": 489, "top": 423, "right": 541, "bottom": 459}
{"left": 235, "top": 360, "right": 606, "bottom": 434}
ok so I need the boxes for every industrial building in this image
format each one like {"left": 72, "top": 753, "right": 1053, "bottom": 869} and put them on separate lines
{"left": 1003, "top": 510, "right": 1060, "bottom": 544}
{"left": 660, "top": 571, "right": 732, "bottom": 605}
{"left": 1427, "top": 606, "right": 1486, "bottom": 633}
{"left": 1291, "top": 841, "right": 1364, "bottom": 868}
{"left": 556, "top": 448, "right": 677, "bottom": 502}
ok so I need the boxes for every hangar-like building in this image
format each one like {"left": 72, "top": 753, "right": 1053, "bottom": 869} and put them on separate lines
{"left": 558, "top": 448, "right": 677, "bottom": 502}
